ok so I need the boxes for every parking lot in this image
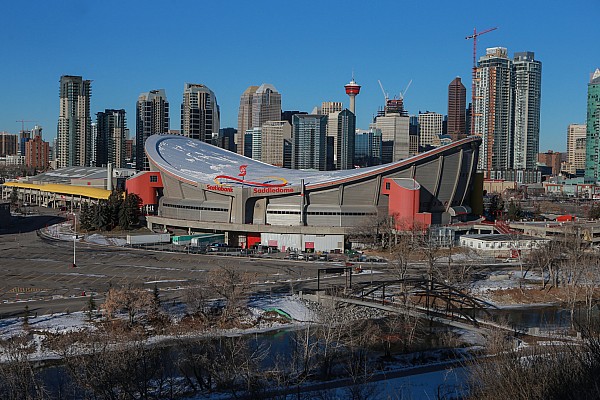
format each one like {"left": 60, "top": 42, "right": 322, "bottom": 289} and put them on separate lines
{"left": 0, "top": 213, "right": 391, "bottom": 318}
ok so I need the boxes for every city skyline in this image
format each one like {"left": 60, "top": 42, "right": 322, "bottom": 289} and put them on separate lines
{"left": 1, "top": 1, "right": 598, "bottom": 153}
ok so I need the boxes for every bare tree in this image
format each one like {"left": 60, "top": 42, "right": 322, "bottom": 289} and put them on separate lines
{"left": 0, "top": 335, "right": 48, "bottom": 400}
{"left": 103, "top": 286, "right": 154, "bottom": 326}
{"left": 468, "top": 329, "right": 600, "bottom": 400}
{"left": 206, "top": 265, "right": 253, "bottom": 324}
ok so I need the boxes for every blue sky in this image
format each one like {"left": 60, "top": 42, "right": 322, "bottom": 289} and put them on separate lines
{"left": 2, "top": 0, "right": 598, "bottom": 152}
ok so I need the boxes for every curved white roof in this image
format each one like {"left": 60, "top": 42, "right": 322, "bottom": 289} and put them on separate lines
{"left": 145, "top": 134, "right": 480, "bottom": 188}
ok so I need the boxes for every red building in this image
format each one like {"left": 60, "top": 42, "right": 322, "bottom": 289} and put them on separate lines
{"left": 537, "top": 150, "right": 562, "bottom": 175}
{"left": 381, "top": 178, "right": 432, "bottom": 230}
{"left": 25, "top": 135, "right": 49, "bottom": 170}
{"left": 125, "top": 171, "right": 163, "bottom": 214}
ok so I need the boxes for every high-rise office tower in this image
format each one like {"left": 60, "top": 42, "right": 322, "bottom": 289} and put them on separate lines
{"left": 323, "top": 102, "right": 345, "bottom": 164}
{"left": 216, "top": 128, "right": 237, "bottom": 153}
{"left": 96, "top": 109, "right": 127, "bottom": 168}
{"left": 372, "top": 112, "right": 409, "bottom": 163}
{"left": 236, "top": 84, "right": 281, "bottom": 155}
{"left": 567, "top": 124, "right": 586, "bottom": 172}
{"left": 320, "top": 101, "right": 343, "bottom": 115}
{"left": 249, "top": 127, "right": 262, "bottom": 161}
{"left": 354, "top": 128, "right": 382, "bottom": 167}
{"left": 447, "top": 77, "right": 466, "bottom": 141}
{"left": 418, "top": 112, "right": 444, "bottom": 148}
{"left": 292, "top": 114, "right": 328, "bottom": 170}
{"left": 261, "top": 121, "right": 291, "bottom": 167}
{"left": 335, "top": 109, "right": 356, "bottom": 170}
{"left": 326, "top": 111, "right": 340, "bottom": 164}
{"left": 473, "top": 47, "right": 513, "bottom": 173}
{"left": 409, "top": 116, "right": 419, "bottom": 156}
{"left": 181, "top": 83, "right": 219, "bottom": 143}
{"left": 136, "top": 89, "right": 169, "bottom": 171}
{"left": 585, "top": 69, "right": 600, "bottom": 181}
{"left": 512, "top": 52, "right": 542, "bottom": 170}
{"left": 281, "top": 111, "right": 307, "bottom": 126}
{"left": 57, "top": 75, "right": 92, "bottom": 168}
{"left": 237, "top": 86, "right": 258, "bottom": 151}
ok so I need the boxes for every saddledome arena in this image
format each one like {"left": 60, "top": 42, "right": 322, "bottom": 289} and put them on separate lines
{"left": 143, "top": 134, "right": 481, "bottom": 252}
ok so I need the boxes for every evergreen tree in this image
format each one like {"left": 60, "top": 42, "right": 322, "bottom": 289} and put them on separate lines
{"left": 96, "top": 201, "right": 110, "bottom": 231}
{"left": 80, "top": 202, "right": 94, "bottom": 231}
{"left": 119, "top": 193, "right": 141, "bottom": 230}
{"left": 90, "top": 203, "right": 99, "bottom": 230}
{"left": 107, "top": 190, "right": 123, "bottom": 230}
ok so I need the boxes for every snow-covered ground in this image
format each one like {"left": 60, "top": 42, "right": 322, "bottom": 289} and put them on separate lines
{"left": 41, "top": 225, "right": 127, "bottom": 246}
{"left": 86, "top": 233, "right": 126, "bottom": 246}
{"left": 0, "top": 311, "right": 90, "bottom": 341}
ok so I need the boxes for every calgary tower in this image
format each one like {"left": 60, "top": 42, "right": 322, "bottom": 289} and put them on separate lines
{"left": 344, "top": 76, "right": 361, "bottom": 114}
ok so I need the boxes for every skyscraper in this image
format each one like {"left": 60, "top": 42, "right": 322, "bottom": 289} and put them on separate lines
{"left": 567, "top": 124, "right": 586, "bottom": 172}
{"left": 181, "top": 83, "right": 219, "bottom": 143}
{"left": 57, "top": 75, "right": 92, "bottom": 168}
{"left": 473, "top": 47, "right": 513, "bottom": 173}
{"left": 512, "top": 52, "right": 542, "bottom": 170}
{"left": 418, "top": 112, "right": 444, "bottom": 149}
{"left": 447, "top": 77, "right": 466, "bottom": 141}
{"left": 261, "top": 121, "right": 291, "bottom": 167}
{"left": 236, "top": 84, "right": 281, "bottom": 155}
{"left": 320, "top": 101, "right": 343, "bottom": 115}
{"left": 354, "top": 128, "right": 382, "bottom": 167}
{"left": 136, "top": 89, "right": 169, "bottom": 171}
{"left": 585, "top": 69, "right": 600, "bottom": 181}
{"left": 372, "top": 112, "right": 409, "bottom": 163}
{"left": 335, "top": 109, "right": 356, "bottom": 170}
{"left": 292, "top": 114, "right": 328, "bottom": 170}
{"left": 96, "top": 109, "right": 127, "bottom": 168}
{"left": 215, "top": 128, "right": 237, "bottom": 153}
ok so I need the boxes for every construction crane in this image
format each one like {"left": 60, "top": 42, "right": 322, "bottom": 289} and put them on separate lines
{"left": 399, "top": 79, "right": 412, "bottom": 100}
{"left": 465, "top": 27, "right": 497, "bottom": 135}
{"left": 377, "top": 80, "right": 389, "bottom": 104}
{"left": 16, "top": 119, "right": 37, "bottom": 133}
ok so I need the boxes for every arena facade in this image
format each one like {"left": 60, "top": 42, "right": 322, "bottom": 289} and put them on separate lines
{"left": 139, "top": 134, "right": 481, "bottom": 252}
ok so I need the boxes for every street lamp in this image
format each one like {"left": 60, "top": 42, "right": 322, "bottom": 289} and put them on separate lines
{"left": 71, "top": 212, "right": 77, "bottom": 268}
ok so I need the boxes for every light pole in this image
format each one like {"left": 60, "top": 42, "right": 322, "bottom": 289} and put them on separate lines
{"left": 71, "top": 212, "right": 77, "bottom": 268}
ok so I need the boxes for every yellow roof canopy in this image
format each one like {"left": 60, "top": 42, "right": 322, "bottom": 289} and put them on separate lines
{"left": 3, "top": 182, "right": 111, "bottom": 200}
